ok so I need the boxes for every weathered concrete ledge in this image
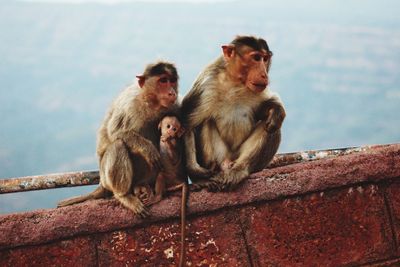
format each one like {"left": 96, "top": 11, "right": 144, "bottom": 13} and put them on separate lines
{"left": 1, "top": 144, "right": 400, "bottom": 266}
{"left": 1, "top": 144, "right": 399, "bottom": 249}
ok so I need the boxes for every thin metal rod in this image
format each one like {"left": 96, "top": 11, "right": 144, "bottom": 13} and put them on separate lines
{"left": 0, "top": 171, "right": 99, "bottom": 194}
{"left": 268, "top": 145, "right": 383, "bottom": 168}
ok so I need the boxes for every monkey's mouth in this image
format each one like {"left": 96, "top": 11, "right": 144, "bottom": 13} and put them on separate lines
{"left": 252, "top": 83, "right": 267, "bottom": 91}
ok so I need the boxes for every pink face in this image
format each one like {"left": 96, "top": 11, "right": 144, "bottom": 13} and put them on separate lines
{"left": 136, "top": 73, "right": 178, "bottom": 109}
{"left": 157, "top": 74, "right": 178, "bottom": 108}
{"left": 222, "top": 45, "right": 271, "bottom": 93}
{"left": 159, "top": 116, "right": 185, "bottom": 139}
{"left": 243, "top": 50, "right": 271, "bottom": 93}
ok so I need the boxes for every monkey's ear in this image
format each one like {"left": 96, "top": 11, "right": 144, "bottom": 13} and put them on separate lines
{"left": 177, "top": 126, "right": 185, "bottom": 138}
{"left": 136, "top": 75, "right": 146, "bottom": 88}
{"left": 222, "top": 45, "right": 235, "bottom": 59}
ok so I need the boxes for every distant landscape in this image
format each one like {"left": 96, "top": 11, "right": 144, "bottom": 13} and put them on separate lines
{"left": 1, "top": 0, "right": 399, "bottom": 213}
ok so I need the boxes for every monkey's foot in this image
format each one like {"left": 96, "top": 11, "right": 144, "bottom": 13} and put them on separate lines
{"left": 210, "top": 168, "right": 249, "bottom": 191}
{"left": 133, "top": 201, "right": 150, "bottom": 218}
{"left": 191, "top": 180, "right": 222, "bottom": 191}
{"left": 115, "top": 194, "right": 150, "bottom": 218}
{"left": 138, "top": 207, "right": 150, "bottom": 218}
{"left": 144, "top": 195, "right": 163, "bottom": 206}
{"left": 188, "top": 164, "right": 214, "bottom": 180}
{"left": 134, "top": 185, "right": 153, "bottom": 205}
{"left": 193, "top": 179, "right": 224, "bottom": 192}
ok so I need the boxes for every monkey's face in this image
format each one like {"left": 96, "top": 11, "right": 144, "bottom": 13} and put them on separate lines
{"left": 157, "top": 74, "right": 178, "bottom": 108}
{"left": 159, "top": 116, "right": 185, "bottom": 139}
{"left": 238, "top": 50, "right": 271, "bottom": 93}
{"left": 137, "top": 73, "right": 178, "bottom": 109}
{"left": 223, "top": 45, "right": 271, "bottom": 93}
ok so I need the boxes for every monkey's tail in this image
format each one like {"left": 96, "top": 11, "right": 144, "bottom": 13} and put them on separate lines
{"left": 57, "top": 186, "right": 108, "bottom": 207}
{"left": 179, "top": 183, "right": 188, "bottom": 267}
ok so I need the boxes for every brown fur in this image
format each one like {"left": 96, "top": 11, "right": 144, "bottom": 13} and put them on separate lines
{"left": 182, "top": 35, "right": 286, "bottom": 190}
{"left": 151, "top": 116, "right": 187, "bottom": 203}
{"left": 58, "top": 61, "right": 180, "bottom": 217}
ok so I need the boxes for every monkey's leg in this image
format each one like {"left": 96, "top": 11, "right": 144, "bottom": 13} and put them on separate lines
{"left": 145, "top": 173, "right": 165, "bottom": 206}
{"left": 199, "top": 120, "right": 230, "bottom": 167}
{"left": 212, "top": 123, "right": 281, "bottom": 189}
{"left": 192, "top": 121, "right": 231, "bottom": 191}
{"left": 102, "top": 139, "right": 149, "bottom": 217}
{"left": 57, "top": 186, "right": 110, "bottom": 207}
{"left": 184, "top": 129, "right": 214, "bottom": 181}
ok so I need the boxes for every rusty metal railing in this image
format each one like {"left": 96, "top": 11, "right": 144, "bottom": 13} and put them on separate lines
{"left": 0, "top": 144, "right": 389, "bottom": 194}
{"left": 0, "top": 171, "right": 99, "bottom": 194}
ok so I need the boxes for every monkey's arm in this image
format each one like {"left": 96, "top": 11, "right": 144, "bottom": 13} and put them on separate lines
{"left": 111, "top": 130, "right": 162, "bottom": 171}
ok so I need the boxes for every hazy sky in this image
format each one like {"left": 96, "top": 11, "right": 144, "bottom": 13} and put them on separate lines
{"left": 20, "top": 0, "right": 232, "bottom": 3}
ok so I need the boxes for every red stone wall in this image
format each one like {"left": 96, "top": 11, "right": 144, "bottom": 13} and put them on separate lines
{"left": 1, "top": 144, "right": 400, "bottom": 266}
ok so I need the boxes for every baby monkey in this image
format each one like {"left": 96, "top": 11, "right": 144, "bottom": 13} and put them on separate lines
{"left": 132, "top": 115, "right": 187, "bottom": 266}
{"left": 151, "top": 115, "right": 187, "bottom": 204}
{"left": 152, "top": 115, "right": 188, "bottom": 267}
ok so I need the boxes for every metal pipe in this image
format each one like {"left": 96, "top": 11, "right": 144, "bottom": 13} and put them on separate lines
{"left": 0, "top": 171, "right": 99, "bottom": 194}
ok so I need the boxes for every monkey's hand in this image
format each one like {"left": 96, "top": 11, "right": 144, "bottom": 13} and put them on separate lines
{"left": 161, "top": 135, "right": 173, "bottom": 142}
{"left": 265, "top": 105, "right": 286, "bottom": 133}
{"left": 110, "top": 130, "right": 163, "bottom": 170}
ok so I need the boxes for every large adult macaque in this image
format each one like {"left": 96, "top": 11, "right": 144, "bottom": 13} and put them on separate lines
{"left": 182, "top": 36, "right": 286, "bottom": 190}
{"left": 58, "top": 62, "right": 180, "bottom": 216}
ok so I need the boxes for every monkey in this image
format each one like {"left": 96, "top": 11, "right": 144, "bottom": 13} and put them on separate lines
{"left": 150, "top": 115, "right": 187, "bottom": 204}
{"left": 181, "top": 35, "right": 286, "bottom": 191}
{"left": 58, "top": 61, "right": 180, "bottom": 217}
{"left": 130, "top": 115, "right": 188, "bottom": 267}
{"left": 155, "top": 115, "right": 188, "bottom": 267}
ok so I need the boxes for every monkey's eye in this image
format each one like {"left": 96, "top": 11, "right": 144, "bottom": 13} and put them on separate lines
{"left": 169, "top": 77, "right": 177, "bottom": 83}
{"left": 173, "top": 128, "right": 177, "bottom": 131}
{"left": 253, "top": 54, "right": 262, "bottom": 62}
{"left": 167, "top": 125, "right": 171, "bottom": 129}
{"left": 159, "top": 77, "right": 168, "bottom": 83}
{"left": 252, "top": 53, "right": 270, "bottom": 62}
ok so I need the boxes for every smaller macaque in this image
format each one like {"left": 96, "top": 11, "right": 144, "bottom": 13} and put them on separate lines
{"left": 149, "top": 115, "right": 187, "bottom": 204}
{"left": 150, "top": 115, "right": 188, "bottom": 267}
{"left": 58, "top": 61, "right": 180, "bottom": 217}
